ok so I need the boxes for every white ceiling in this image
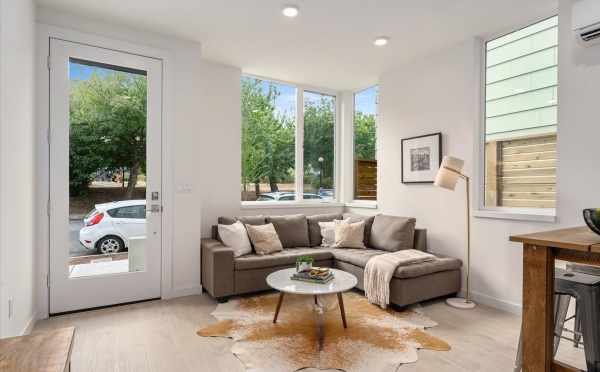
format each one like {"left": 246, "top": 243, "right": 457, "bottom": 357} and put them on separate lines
{"left": 37, "top": 0, "right": 557, "bottom": 91}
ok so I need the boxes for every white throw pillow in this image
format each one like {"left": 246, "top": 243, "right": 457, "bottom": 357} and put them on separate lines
{"left": 218, "top": 221, "right": 252, "bottom": 257}
{"left": 334, "top": 219, "right": 366, "bottom": 249}
{"left": 318, "top": 218, "right": 349, "bottom": 247}
{"left": 245, "top": 223, "right": 284, "bottom": 255}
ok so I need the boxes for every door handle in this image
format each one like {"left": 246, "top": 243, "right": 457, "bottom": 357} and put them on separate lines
{"left": 150, "top": 204, "right": 162, "bottom": 213}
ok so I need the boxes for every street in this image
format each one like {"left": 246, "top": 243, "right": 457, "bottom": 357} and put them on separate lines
{"left": 69, "top": 219, "right": 94, "bottom": 257}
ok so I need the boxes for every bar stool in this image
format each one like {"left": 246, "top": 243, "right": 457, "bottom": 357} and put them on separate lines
{"left": 515, "top": 268, "right": 600, "bottom": 372}
{"left": 566, "top": 262, "right": 600, "bottom": 348}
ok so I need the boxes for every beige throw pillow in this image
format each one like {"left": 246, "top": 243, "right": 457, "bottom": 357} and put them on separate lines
{"left": 245, "top": 223, "right": 284, "bottom": 255}
{"left": 334, "top": 219, "right": 366, "bottom": 249}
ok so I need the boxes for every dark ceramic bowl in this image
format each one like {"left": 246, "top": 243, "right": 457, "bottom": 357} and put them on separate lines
{"left": 583, "top": 208, "right": 600, "bottom": 236}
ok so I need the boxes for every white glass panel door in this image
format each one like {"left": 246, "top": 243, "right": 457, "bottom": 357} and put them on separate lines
{"left": 49, "top": 39, "right": 162, "bottom": 314}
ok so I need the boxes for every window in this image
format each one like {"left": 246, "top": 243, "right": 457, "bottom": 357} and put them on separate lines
{"left": 484, "top": 16, "right": 558, "bottom": 210}
{"left": 353, "top": 86, "right": 378, "bottom": 201}
{"left": 303, "top": 91, "right": 336, "bottom": 200}
{"left": 108, "top": 205, "right": 146, "bottom": 219}
{"left": 240, "top": 76, "right": 337, "bottom": 202}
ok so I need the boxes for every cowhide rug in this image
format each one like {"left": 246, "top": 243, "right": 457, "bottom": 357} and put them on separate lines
{"left": 197, "top": 292, "right": 449, "bottom": 372}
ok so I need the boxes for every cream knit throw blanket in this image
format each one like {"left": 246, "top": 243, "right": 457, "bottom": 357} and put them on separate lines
{"left": 364, "top": 249, "right": 436, "bottom": 309}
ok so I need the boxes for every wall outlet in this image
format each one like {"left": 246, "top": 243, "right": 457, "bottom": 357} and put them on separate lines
{"left": 8, "top": 297, "right": 13, "bottom": 319}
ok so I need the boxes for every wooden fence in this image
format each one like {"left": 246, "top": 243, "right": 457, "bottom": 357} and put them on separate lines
{"left": 485, "top": 134, "right": 556, "bottom": 208}
{"left": 354, "top": 159, "right": 377, "bottom": 200}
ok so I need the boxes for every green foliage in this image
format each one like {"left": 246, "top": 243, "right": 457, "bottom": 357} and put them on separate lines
{"left": 354, "top": 111, "right": 376, "bottom": 160}
{"left": 69, "top": 71, "right": 147, "bottom": 196}
{"left": 241, "top": 78, "right": 295, "bottom": 191}
{"left": 303, "top": 96, "right": 335, "bottom": 191}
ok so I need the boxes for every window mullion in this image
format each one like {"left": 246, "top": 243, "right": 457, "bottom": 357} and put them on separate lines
{"left": 295, "top": 88, "right": 304, "bottom": 202}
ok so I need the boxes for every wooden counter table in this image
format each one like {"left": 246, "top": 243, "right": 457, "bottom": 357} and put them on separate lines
{"left": 511, "top": 226, "right": 600, "bottom": 372}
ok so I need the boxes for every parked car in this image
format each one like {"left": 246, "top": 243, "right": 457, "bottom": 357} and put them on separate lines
{"left": 79, "top": 200, "right": 146, "bottom": 254}
{"left": 255, "top": 192, "right": 322, "bottom": 201}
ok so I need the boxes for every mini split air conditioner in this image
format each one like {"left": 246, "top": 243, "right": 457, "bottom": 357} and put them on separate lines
{"left": 573, "top": 0, "right": 600, "bottom": 45}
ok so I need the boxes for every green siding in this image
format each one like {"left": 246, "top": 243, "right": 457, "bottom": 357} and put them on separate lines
{"left": 485, "top": 16, "right": 558, "bottom": 139}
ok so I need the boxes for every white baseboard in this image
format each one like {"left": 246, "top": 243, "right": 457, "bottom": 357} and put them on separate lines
{"left": 163, "top": 285, "right": 203, "bottom": 300}
{"left": 462, "top": 290, "right": 522, "bottom": 315}
{"left": 21, "top": 315, "right": 37, "bottom": 336}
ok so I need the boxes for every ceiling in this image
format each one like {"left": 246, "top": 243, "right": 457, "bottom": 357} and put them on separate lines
{"left": 37, "top": 0, "right": 558, "bottom": 91}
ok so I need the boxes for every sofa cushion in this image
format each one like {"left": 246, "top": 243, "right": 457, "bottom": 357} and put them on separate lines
{"left": 393, "top": 256, "right": 462, "bottom": 279}
{"left": 331, "top": 248, "right": 461, "bottom": 279}
{"left": 218, "top": 215, "right": 267, "bottom": 226}
{"left": 369, "top": 214, "right": 416, "bottom": 252}
{"left": 235, "top": 247, "right": 334, "bottom": 271}
{"left": 267, "top": 214, "right": 310, "bottom": 248}
{"left": 307, "top": 213, "right": 343, "bottom": 247}
{"left": 330, "top": 248, "right": 385, "bottom": 267}
{"left": 343, "top": 213, "right": 376, "bottom": 246}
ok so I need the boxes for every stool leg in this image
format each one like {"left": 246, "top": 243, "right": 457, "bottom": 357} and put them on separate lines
{"left": 574, "top": 301, "right": 583, "bottom": 348}
{"left": 553, "top": 294, "right": 571, "bottom": 355}
{"left": 514, "top": 325, "right": 523, "bottom": 372}
{"left": 578, "top": 288, "right": 600, "bottom": 372}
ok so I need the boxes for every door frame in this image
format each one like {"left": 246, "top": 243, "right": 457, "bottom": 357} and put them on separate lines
{"left": 36, "top": 24, "right": 175, "bottom": 318}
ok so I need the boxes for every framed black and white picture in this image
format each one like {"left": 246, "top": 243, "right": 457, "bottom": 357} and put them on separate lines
{"left": 401, "top": 132, "right": 442, "bottom": 184}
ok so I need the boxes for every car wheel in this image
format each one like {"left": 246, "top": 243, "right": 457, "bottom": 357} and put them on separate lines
{"left": 97, "top": 236, "right": 124, "bottom": 254}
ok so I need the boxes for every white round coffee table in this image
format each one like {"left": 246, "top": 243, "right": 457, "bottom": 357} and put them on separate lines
{"left": 266, "top": 268, "right": 357, "bottom": 328}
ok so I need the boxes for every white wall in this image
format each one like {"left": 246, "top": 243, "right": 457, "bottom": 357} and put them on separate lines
{"left": 0, "top": 0, "right": 37, "bottom": 336}
{"left": 365, "top": 2, "right": 600, "bottom": 314}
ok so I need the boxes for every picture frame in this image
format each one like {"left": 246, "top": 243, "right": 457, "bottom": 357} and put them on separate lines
{"left": 401, "top": 132, "right": 442, "bottom": 184}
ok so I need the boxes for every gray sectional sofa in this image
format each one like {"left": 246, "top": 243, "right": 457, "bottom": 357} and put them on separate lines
{"left": 201, "top": 213, "right": 462, "bottom": 307}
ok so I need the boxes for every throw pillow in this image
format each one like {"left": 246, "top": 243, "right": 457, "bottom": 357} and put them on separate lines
{"left": 319, "top": 217, "right": 349, "bottom": 247}
{"left": 334, "top": 219, "right": 366, "bottom": 249}
{"left": 217, "top": 221, "right": 252, "bottom": 257}
{"left": 342, "top": 213, "right": 376, "bottom": 246}
{"left": 245, "top": 223, "right": 284, "bottom": 255}
{"left": 307, "top": 213, "right": 344, "bottom": 247}
{"left": 369, "top": 214, "right": 416, "bottom": 252}
{"left": 267, "top": 214, "right": 310, "bottom": 248}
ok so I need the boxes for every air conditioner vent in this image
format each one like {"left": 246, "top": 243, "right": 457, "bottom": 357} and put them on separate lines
{"left": 581, "top": 27, "right": 600, "bottom": 42}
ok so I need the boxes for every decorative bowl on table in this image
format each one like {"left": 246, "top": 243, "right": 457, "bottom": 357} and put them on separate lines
{"left": 583, "top": 208, "right": 600, "bottom": 236}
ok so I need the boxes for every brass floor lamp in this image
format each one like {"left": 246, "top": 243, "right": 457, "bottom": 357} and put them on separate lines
{"left": 434, "top": 156, "right": 476, "bottom": 309}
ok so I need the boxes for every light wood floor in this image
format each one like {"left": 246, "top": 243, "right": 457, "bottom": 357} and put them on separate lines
{"left": 33, "top": 293, "right": 586, "bottom": 372}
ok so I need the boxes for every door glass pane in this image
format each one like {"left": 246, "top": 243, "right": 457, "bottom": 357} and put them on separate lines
{"left": 69, "top": 58, "right": 148, "bottom": 278}
{"left": 303, "top": 91, "right": 335, "bottom": 200}
{"left": 241, "top": 76, "right": 296, "bottom": 201}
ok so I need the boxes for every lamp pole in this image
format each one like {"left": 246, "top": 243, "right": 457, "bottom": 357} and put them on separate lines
{"left": 318, "top": 156, "right": 324, "bottom": 192}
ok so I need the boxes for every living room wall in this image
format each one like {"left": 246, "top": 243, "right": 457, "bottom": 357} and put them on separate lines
{"left": 353, "top": 0, "right": 600, "bottom": 313}
{"left": 0, "top": 0, "right": 37, "bottom": 337}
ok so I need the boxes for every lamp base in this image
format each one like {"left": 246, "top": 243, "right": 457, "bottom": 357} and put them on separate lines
{"left": 446, "top": 297, "right": 476, "bottom": 309}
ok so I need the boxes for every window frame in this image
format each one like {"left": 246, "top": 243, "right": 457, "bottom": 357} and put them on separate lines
{"left": 351, "top": 85, "right": 379, "bottom": 205}
{"left": 240, "top": 74, "right": 342, "bottom": 207}
{"left": 475, "top": 15, "right": 558, "bottom": 222}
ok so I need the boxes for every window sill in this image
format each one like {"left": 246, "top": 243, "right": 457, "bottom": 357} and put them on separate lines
{"left": 240, "top": 201, "right": 345, "bottom": 210}
{"left": 345, "top": 201, "right": 378, "bottom": 209}
{"left": 473, "top": 208, "right": 557, "bottom": 223}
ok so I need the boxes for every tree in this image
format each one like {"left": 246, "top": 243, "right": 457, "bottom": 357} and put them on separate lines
{"left": 241, "top": 78, "right": 295, "bottom": 193}
{"left": 354, "top": 111, "right": 376, "bottom": 160}
{"left": 303, "top": 96, "right": 335, "bottom": 191}
{"left": 70, "top": 71, "right": 147, "bottom": 197}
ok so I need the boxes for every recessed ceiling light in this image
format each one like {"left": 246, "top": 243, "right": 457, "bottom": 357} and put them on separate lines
{"left": 374, "top": 36, "right": 390, "bottom": 47}
{"left": 282, "top": 5, "right": 299, "bottom": 18}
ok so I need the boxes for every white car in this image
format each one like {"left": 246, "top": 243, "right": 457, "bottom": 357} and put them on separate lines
{"left": 79, "top": 200, "right": 146, "bottom": 254}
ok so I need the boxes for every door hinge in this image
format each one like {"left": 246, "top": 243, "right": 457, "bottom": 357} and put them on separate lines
{"left": 47, "top": 127, "right": 51, "bottom": 145}
{"left": 47, "top": 198, "right": 51, "bottom": 217}
{"left": 46, "top": 273, "right": 50, "bottom": 288}
{"left": 47, "top": 55, "right": 51, "bottom": 71}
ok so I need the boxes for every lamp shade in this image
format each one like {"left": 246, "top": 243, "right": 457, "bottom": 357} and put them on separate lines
{"left": 434, "top": 156, "right": 465, "bottom": 190}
